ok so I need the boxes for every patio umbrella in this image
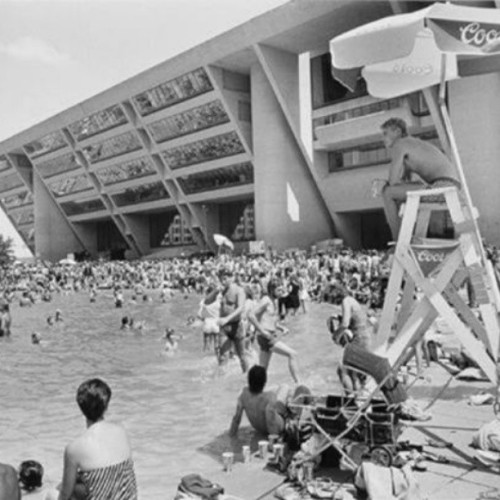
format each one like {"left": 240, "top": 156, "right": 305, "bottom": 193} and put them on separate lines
{"left": 213, "top": 234, "right": 234, "bottom": 250}
{"left": 330, "top": 3, "right": 500, "bottom": 97}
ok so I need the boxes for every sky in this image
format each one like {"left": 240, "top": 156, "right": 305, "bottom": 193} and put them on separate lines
{"left": 0, "top": 0, "right": 289, "bottom": 257}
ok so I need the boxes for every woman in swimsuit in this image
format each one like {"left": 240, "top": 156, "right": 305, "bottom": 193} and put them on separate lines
{"left": 58, "top": 378, "right": 137, "bottom": 500}
{"left": 248, "top": 281, "right": 300, "bottom": 383}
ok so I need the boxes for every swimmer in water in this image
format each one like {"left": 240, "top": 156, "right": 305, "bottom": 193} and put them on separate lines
{"left": 55, "top": 309, "right": 63, "bottom": 322}
{"left": 120, "top": 316, "right": 131, "bottom": 330}
{"left": 47, "top": 316, "right": 54, "bottom": 326}
{"left": 31, "top": 332, "right": 41, "bottom": 345}
{"left": 163, "top": 328, "right": 182, "bottom": 352}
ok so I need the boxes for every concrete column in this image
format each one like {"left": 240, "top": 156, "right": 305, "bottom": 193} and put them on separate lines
{"left": 33, "top": 174, "right": 89, "bottom": 261}
{"left": 250, "top": 59, "right": 331, "bottom": 251}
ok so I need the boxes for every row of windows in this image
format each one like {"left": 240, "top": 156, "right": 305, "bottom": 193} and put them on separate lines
{"left": 178, "top": 162, "right": 253, "bottom": 195}
{"left": 38, "top": 153, "right": 81, "bottom": 178}
{"left": 0, "top": 172, "right": 24, "bottom": 193}
{"left": 328, "top": 131, "right": 439, "bottom": 172}
{"left": 61, "top": 198, "right": 106, "bottom": 216}
{"left": 82, "top": 131, "right": 142, "bottom": 164}
{"left": 314, "top": 98, "right": 403, "bottom": 129}
{"left": 47, "top": 173, "right": 93, "bottom": 198}
{"left": 1, "top": 190, "right": 33, "bottom": 209}
{"left": 112, "top": 181, "right": 169, "bottom": 207}
{"left": 94, "top": 157, "right": 156, "bottom": 186}
{"left": 133, "top": 68, "right": 213, "bottom": 116}
{"left": 24, "top": 131, "right": 67, "bottom": 158}
{"left": 161, "top": 132, "right": 245, "bottom": 169}
{"left": 148, "top": 100, "right": 229, "bottom": 143}
{"left": 68, "top": 105, "right": 128, "bottom": 142}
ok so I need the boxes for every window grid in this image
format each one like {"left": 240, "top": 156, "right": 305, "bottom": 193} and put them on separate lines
{"left": 0, "top": 173, "right": 24, "bottom": 192}
{"left": 95, "top": 157, "right": 156, "bottom": 186}
{"left": 38, "top": 153, "right": 81, "bottom": 178}
{"left": 68, "top": 105, "right": 128, "bottom": 141}
{"left": 111, "top": 181, "right": 169, "bottom": 207}
{"left": 161, "top": 132, "right": 244, "bottom": 169}
{"left": 1, "top": 191, "right": 33, "bottom": 209}
{"left": 61, "top": 198, "right": 106, "bottom": 216}
{"left": 133, "top": 68, "right": 213, "bottom": 116}
{"left": 148, "top": 100, "right": 229, "bottom": 143}
{"left": 178, "top": 162, "right": 253, "bottom": 195}
{"left": 47, "top": 173, "right": 93, "bottom": 197}
{"left": 82, "top": 131, "right": 142, "bottom": 164}
{"left": 24, "top": 131, "right": 67, "bottom": 158}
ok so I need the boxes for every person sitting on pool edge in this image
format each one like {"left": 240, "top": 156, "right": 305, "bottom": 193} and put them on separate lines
{"left": 57, "top": 378, "right": 138, "bottom": 500}
{"left": 229, "top": 365, "right": 311, "bottom": 442}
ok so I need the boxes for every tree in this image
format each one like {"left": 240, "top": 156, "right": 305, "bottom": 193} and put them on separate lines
{"left": 0, "top": 234, "right": 14, "bottom": 268}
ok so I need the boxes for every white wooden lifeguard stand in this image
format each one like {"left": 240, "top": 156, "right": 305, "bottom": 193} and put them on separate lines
{"left": 376, "top": 186, "right": 500, "bottom": 385}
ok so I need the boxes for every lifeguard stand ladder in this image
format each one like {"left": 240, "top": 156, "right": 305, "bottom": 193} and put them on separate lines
{"left": 376, "top": 186, "right": 500, "bottom": 384}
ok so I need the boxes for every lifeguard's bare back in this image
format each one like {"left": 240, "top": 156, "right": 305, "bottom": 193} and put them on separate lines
{"left": 392, "top": 136, "right": 457, "bottom": 184}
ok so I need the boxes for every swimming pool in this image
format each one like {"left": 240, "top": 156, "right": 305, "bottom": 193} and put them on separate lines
{"left": 0, "top": 291, "right": 342, "bottom": 499}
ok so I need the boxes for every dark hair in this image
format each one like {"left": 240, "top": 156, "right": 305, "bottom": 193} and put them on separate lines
{"left": 381, "top": 117, "right": 408, "bottom": 137}
{"left": 248, "top": 365, "right": 267, "bottom": 394}
{"left": 19, "top": 460, "right": 43, "bottom": 491}
{"left": 76, "top": 378, "right": 112, "bottom": 422}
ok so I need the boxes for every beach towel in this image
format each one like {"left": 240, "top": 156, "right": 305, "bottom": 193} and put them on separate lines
{"left": 178, "top": 474, "right": 224, "bottom": 500}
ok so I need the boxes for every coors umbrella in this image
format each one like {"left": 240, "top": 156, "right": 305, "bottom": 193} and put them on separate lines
{"left": 213, "top": 233, "right": 234, "bottom": 250}
{"left": 330, "top": 3, "right": 500, "bottom": 98}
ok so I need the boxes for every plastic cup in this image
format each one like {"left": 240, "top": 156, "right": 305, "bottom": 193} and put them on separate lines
{"left": 242, "top": 445, "right": 251, "bottom": 464}
{"left": 258, "top": 440, "right": 269, "bottom": 460}
{"left": 222, "top": 451, "right": 234, "bottom": 472}
{"left": 273, "top": 443, "right": 284, "bottom": 460}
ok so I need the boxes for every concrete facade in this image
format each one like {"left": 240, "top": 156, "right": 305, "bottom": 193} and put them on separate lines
{"left": 0, "top": 0, "right": 499, "bottom": 261}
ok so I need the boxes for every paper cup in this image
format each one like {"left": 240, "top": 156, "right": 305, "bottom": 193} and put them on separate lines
{"left": 273, "top": 443, "right": 284, "bottom": 460}
{"left": 258, "top": 440, "right": 269, "bottom": 460}
{"left": 242, "top": 445, "right": 251, "bottom": 463}
{"left": 222, "top": 451, "right": 234, "bottom": 472}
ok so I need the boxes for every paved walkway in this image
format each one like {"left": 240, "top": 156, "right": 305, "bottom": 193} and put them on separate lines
{"left": 210, "top": 362, "right": 500, "bottom": 500}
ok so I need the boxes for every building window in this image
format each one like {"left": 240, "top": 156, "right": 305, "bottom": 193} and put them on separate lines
{"left": 111, "top": 181, "right": 169, "bottom": 207}
{"left": 1, "top": 190, "right": 33, "bottom": 210}
{"left": 0, "top": 172, "right": 24, "bottom": 193}
{"left": 133, "top": 68, "right": 213, "bottom": 116}
{"left": 48, "top": 173, "right": 93, "bottom": 197}
{"left": 95, "top": 157, "right": 156, "bottom": 185}
{"left": 61, "top": 198, "right": 106, "bottom": 216}
{"left": 178, "top": 162, "right": 253, "bottom": 195}
{"left": 68, "top": 105, "right": 128, "bottom": 141}
{"left": 82, "top": 131, "right": 142, "bottom": 164}
{"left": 24, "top": 131, "right": 67, "bottom": 158}
{"left": 38, "top": 153, "right": 81, "bottom": 178}
{"left": 328, "top": 131, "right": 439, "bottom": 172}
{"left": 161, "top": 131, "right": 245, "bottom": 169}
{"left": 148, "top": 100, "right": 229, "bottom": 143}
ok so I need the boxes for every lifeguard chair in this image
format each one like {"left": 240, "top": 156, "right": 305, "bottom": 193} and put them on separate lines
{"left": 376, "top": 185, "right": 500, "bottom": 385}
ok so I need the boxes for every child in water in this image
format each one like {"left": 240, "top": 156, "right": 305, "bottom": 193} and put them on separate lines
{"left": 32, "top": 332, "right": 41, "bottom": 344}
{"left": 164, "top": 328, "right": 182, "bottom": 352}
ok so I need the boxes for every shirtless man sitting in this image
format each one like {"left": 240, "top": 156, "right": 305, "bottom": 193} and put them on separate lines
{"left": 381, "top": 118, "right": 460, "bottom": 239}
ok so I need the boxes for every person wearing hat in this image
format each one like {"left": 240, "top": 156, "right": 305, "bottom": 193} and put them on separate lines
{"left": 217, "top": 268, "right": 249, "bottom": 373}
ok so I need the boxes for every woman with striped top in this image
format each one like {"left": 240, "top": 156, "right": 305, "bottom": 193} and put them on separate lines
{"left": 58, "top": 378, "right": 137, "bottom": 500}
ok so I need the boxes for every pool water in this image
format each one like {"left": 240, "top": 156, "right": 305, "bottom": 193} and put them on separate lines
{"left": 0, "top": 291, "right": 342, "bottom": 499}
